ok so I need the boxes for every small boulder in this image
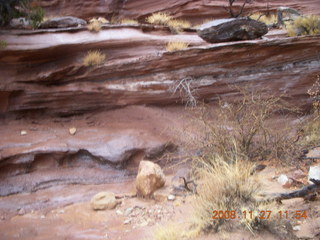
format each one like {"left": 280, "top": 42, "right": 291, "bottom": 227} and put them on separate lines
{"left": 136, "top": 160, "right": 165, "bottom": 198}
{"left": 9, "top": 18, "right": 32, "bottom": 29}
{"left": 40, "top": 16, "right": 87, "bottom": 29}
{"left": 91, "top": 192, "right": 117, "bottom": 210}
{"left": 277, "top": 174, "right": 293, "bottom": 188}
{"left": 197, "top": 17, "right": 268, "bottom": 43}
{"left": 308, "top": 165, "right": 320, "bottom": 184}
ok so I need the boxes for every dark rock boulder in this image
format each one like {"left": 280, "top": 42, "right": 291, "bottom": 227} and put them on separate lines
{"left": 197, "top": 17, "right": 268, "bottom": 43}
{"left": 40, "top": 16, "right": 87, "bottom": 29}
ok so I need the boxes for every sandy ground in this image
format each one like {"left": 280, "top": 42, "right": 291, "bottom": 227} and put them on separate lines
{"left": 0, "top": 105, "right": 319, "bottom": 239}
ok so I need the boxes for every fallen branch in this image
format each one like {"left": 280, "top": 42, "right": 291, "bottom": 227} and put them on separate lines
{"left": 180, "top": 176, "right": 197, "bottom": 194}
{"left": 262, "top": 179, "right": 320, "bottom": 203}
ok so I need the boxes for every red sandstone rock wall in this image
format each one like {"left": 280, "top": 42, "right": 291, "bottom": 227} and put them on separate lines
{"left": 40, "top": 0, "right": 320, "bottom": 22}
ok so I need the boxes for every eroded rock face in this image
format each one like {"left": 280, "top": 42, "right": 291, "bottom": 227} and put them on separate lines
{"left": 136, "top": 160, "right": 165, "bottom": 197}
{"left": 198, "top": 18, "right": 268, "bottom": 43}
{"left": 0, "top": 28, "right": 319, "bottom": 115}
{"left": 39, "top": 0, "right": 320, "bottom": 23}
{"left": 91, "top": 192, "right": 117, "bottom": 210}
{"left": 40, "top": 16, "right": 87, "bottom": 29}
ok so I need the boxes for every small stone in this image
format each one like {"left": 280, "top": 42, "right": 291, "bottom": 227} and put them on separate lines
{"left": 116, "top": 210, "right": 123, "bottom": 215}
{"left": 124, "top": 207, "right": 133, "bottom": 216}
{"left": 40, "top": 215, "right": 45, "bottom": 219}
{"left": 18, "top": 208, "right": 25, "bottom": 215}
{"left": 167, "top": 195, "right": 176, "bottom": 201}
{"left": 123, "top": 219, "right": 131, "bottom": 225}
{"left": 139, "top": 220, "right": 149, "bottom": 227}
{"left": 293, "top": 225, "right": 301, "bottom": 231}
{"left": 277, "top": 174, "right": 293, "bottom": 188}
{"left": 91, "top": 192, "right": 118, "bottom": 210}
{"left": 291, "top": 170, "right": 306, "bottom": 180}
{"left": 69, "top": 127, "right": 77, "bottom": 135}
{"left": 308, "top": 165, "right": 320, "bottom": 184}
{"left": 20, "top": 130, "right": 27, "bottom": 136}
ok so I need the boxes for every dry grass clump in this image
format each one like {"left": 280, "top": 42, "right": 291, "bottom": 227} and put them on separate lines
{"left": 83, "top": 50, "right": 106, "bottom": 66}
{"left": 120, "top": 18, "right": 138, "bottom": 25}
{"left": 153, "top": 223, "right": 180, "bottom": 240}
{"left": 286, "top": 15, "right": 320, "bottom": 36}
{"left": 87, "top": 20, "right": 101, "bottom": 32}
{"left": 167, "top": 19, "right": 191, "bottom": 33}
{"left": 190, "top": 155, "right": 293, "bottom": 238}
{"left": 192, "top": 155, "right": 260, "bottom": 233}
{"left": 146, "top": 12, "right": 172, "bottom": 25}
{"left": 166, "top": 41, "right": 189, "bottom": 52}
{"left": 87, "top": 17, "right": 108, "bottom": 32}
{"left": 146, "top": 12, "right": 191, "bottom": 33}
{"left": 250, "top": 12, "right": 277, "bottom": 25}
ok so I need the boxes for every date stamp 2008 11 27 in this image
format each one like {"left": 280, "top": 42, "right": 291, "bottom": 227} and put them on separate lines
{"left": 212, "top": 210, "right": 308, "bottom": 220}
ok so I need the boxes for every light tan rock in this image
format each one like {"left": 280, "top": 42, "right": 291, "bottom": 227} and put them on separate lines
{"left": 136, "top": 160, "right": 165, "bottom": 198}
{"left": 69, "top": 127, "right": 77, "bottom": 135}
{"left": 91, "top": 192, "right": 117, "bottom": 210}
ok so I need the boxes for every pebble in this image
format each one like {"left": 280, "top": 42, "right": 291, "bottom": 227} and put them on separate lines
{"left": 116, "top": 210, "right": 123, "bottom": 215}
{"left": 69, "top": 127, "right": 77, "bottom": 135}
{"left": 293, "top": 225, "right": 301, "bottom": 231}
{"left": 20, "top": 130, "right": 27, "bottom": 136}
{"left": 167, "top": 195, "right": 176, "bottom": 201}
{"left": 124, "top": 207, "right": 133, "bottom": 216}
{"left": 123, "top": 219, "right": 131, "bottom": 225}
{"left": 18, "top": 208, "right": 25, "bottom": 215}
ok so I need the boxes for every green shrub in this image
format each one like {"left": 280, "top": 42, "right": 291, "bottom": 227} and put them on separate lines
{"left": 0, "top": 40, "right": 7, "bottom": 49}
{"left": 29, "top": 6, "right": 44, "bottom": 28}
{"left": 0, "top": 0, "right": 44, "bottom": 28}
{"left": 287, "top": 15, "right": 320, "bottom": 36}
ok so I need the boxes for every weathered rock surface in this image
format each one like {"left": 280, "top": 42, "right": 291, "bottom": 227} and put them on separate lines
{"left": 38, "top": 0, "right": 320, "bottom": 23}
{"left": 198, "top": 18, "right": 268, "bottom": 43}
{"left": 40, "top": 16, "right": 87, "bottom": 29}
{"left": 9, "top": 18, "right": 32, "bottom": 29}
{"left": 136, "top": 160, "right": 165, "bottom": 197}
{"left": 0, "top": 28, "right": 319, "bottom": 115}
{"left": 91, "top": 191, "right": 117, "bottom": 210}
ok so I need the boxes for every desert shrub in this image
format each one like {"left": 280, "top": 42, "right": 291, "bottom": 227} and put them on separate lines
{"left": 308, "top": 74, "right": 320, "bottom": 113}
{"left": 287, "top": 15, "right": 320, "bottom": 36}
{"left": 190, "top": 87, "right": 301, "bottom": 163}
{"left": 87, "top": 19, "right": 101, "bottom": 32}
{"left": 120, "top": 18, "right": 138, "bottom": 25}
{"left": 0, "top": 40, "right": 7, "bottom": 49}
{"left": 83, "top": 50, "right": 106, "bottom": 66}
{"left": 250, "top": 12, "right": 277, "bottom": 25}
{"left": 146, "top": 12, "right": 172, "bottom": 25}
{"left": 167, "top": 19, "right": 191, "bottom": 33}
{"left": 190, "top": 155, "right": 293, "bottom": 238}
{"left": 166, "top": 41, "right": 189, "bottom": 52}
{"left": 153, "top": 223, "right": 180, "bottom": 240}
{"left": 300, "top": 75, "right": 320, "bottom": 147}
